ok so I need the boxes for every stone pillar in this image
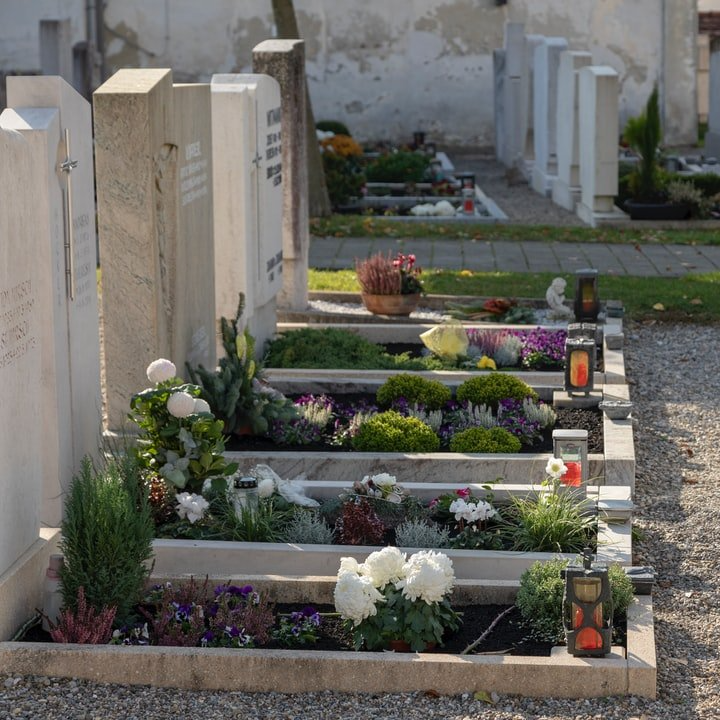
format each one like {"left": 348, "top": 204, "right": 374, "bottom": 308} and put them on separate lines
{"left": 552, "top": 51, "right": 593, "bottom": 212}
{"left": 531, "top": 37, "right": 568, "bottom": 197}
{"left": 576, "top": 66, "right": 625, "bottom": 228}
{"left": 499, "top": 23, "right": 525, "bottom": 167}
{"left": 253, "top": 39, "right": 308, "bottom": 311}
{"left": 492, "top": 49, "right": 506, "bottom": 162}
{"left": 704, "top": 39, "right": 720, "bottom": 159}
{"left": 39, "top": 19, "right": 73, "bottom": 83}
{"left": 519, "top": 34, "right": 544, "bottom": 174}
{"left": 94, "top": 69, "right": 216, "bottom": 429}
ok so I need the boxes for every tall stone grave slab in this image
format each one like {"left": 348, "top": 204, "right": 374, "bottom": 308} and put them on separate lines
{"left": 519, "top": 34, "right": 544, "bottom": 176}
{"left": 499, "top": 23, "right": 525, "bottom": 167}
{"left": 5, "top": 75, "right": 102, "bottom": 527}
{"left": 211, "top": 73, "right": 283, "bottom": 357}
{"left": 253, "top": 40, "right": 308, "bottom": 311}
{"left": 552, "top": 51, "right": 593, "bottom": 212}
{"left": 531, "top": 37, "right": 568, "bottom": 196}
{"left": 576, "top": 66, "right": 626, "bottom": 227}
{"left": 492, "top": 49, "right": 506, "bottom": 163}
{"left": 94, "top": 70, "right": 216, "bottom": 429}
{"left": 39, "top": 19, "right": 73, "bottom": 83}
{"left": 0, "top": 109, "right": 46, "bottom": 575}
{"left": 704, "top": 39, "right": 720, "bottom": 158}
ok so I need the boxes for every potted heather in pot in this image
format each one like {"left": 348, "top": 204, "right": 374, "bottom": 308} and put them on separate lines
{"left": 355, "top": 251, "right": 423, "bottom": 316}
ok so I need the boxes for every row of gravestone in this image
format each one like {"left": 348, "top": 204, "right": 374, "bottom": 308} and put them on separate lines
{"left": 0, "top": 39, "right": 308, "bottom": 580}
{"left": 494, "top": 23, "right": 622, "bottom": 227}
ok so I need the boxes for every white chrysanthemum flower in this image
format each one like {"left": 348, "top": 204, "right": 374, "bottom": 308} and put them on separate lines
{"left": 333, "top": 571, "right": 384, "bottom": 626}
{"left": 360, "top": 546, "right": 407, "bottom": 588}
{"left": 167, "top": 391, "right": 196, "bottom": 418}
{"left": 175, "top": 492, "right": 209, "bottom": 524}
{"left": 545, "top": 457, "right": 568, "bottom": 480}
{"left": 434, "top": 200, "right": 456, "bottom": 216}
{"left": 396, "top": 550, "right": 455, "bottom": 604}
{"left": 258, "top": 477, "right": 275, "bottom": 498}
{"left": 146, "top": 358, "right": 176, "bottom": 384}
{"left": 338, "top": 556, "right": 361, "bottom": 576}
{"left": 193, "top": 398, "right": 211, "bottom": 414}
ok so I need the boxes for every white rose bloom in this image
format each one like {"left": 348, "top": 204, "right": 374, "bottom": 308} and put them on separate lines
{"left": 360, "top": 546, "right": 407, "bottom": 588}
{"left": 368, "top": 473, "right": 396, "bottom": 489}
{"left": 258, "top": 477, "right": 275, "bottom": 498}
{"left": 396, "top": 550, "right": 455, "bottom": 604}
{"left": 193, "top": 398, "right": 211, "bottom": 414}
{"left": 167, "top": 391, "right": 196, "bottom": 418}
{"left": 176, "top": 492, "right": 209, "bottom": 524}
{"left": 545, "top": 457, "right": 568, "bottom": 480}
{"left": 146, "top": 358, "right": 176, "bottom": 384}
{"left": 334, "top": 572, "right": 384, "bottom": 626}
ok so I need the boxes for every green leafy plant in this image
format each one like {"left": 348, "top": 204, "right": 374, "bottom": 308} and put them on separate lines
{"left": 316, "top": 120, "right": 351, "bottom": 136}
{"left": 376, "top": 373, "right": 451, "bottom": 410}
{"left": 449, "top": 426, "right": 522, "bottom": 453}
{"left": 263, "top": 327, "right": 427, "bottom": 370}
{"left": 456, "top": 373, "right": 538, "bottom": 411}
{"left": 59, "top": 456, "right": 154, "bottom": 624}
{"left": 351, "top": 410, "right": 440, "bottom": 453}
{"left": 322, "top": 152, "right": 366, "bottom": 207}
{"left": 516, "top": 558, "right": 635, "bottom": 642}
{"left": 187, "top": 294, "right": 298, "bottom": 436}
{"left": 365, "top": 151, "right": 430, "bottom": 183}
{"left": 666, "top": 179, "right": 708, "bottom": 218}
{"left": 623, "top": 86, "right": 664, "bottom": 202}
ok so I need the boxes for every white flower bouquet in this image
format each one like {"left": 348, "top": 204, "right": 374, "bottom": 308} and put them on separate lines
{"left": 333, "top": 546, "right": 461, "bottom": 651}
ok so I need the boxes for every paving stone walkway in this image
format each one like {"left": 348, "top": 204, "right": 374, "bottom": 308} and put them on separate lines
{"left": 310, "top": 235, "right": 720, "bottom": 276}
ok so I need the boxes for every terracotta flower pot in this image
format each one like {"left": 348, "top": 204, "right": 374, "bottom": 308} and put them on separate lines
{"left": 361, "top": 292, "right": 421, "bottom": 316}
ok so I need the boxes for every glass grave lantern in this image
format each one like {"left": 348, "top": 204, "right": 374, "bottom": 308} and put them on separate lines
{"left": 231, "top": 475, "right": 259, "bottom": 516}
{"left": 562, "top": 548, "right": 612, "bottom": 657}
{"left": 574, "top": 269, "right": 600, "bottom": 322}
{"left": 553, "top": 429, "right": 588, "bottom": 487}
{"left": 564, "top": 335, "right": 596, "bottom": 395}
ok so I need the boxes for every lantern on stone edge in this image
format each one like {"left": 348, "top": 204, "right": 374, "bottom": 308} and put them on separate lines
{"left": 564, "top": 336, "right": 595, "bottom": 395}
{"left": 574, "top": 269, "right": 600, "bottom": 322}
{"left": 552, "top": 429, "right": 588, "bottom": 488}
{"left": 562, "top": 547, "right": 612, "bottom": 657}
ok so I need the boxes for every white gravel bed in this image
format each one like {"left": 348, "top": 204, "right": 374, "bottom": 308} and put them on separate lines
{"left": 3, "top": 322, "right": 720, "bottom": 718}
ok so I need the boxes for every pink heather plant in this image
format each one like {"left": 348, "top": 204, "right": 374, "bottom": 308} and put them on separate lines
{"left": 48, "top": 587, "right": 117, "bottom": 644}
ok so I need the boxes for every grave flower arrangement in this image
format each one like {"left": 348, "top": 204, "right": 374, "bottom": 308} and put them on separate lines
{"left": 130, "top": 359, "right": 238, "bottom": 496}
{"left": 355, "top": 251, "right": 423, "bottom": 296}
{"left": 333, "top": 547, "right": 461, "bottom": 651}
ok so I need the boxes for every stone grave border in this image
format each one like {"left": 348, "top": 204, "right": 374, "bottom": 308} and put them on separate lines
{"left": 0, "top": 573, "right": 655, "bottom": 698}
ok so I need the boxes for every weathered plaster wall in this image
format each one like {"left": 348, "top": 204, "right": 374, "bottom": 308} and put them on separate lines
{"left": 1, "top": 0, "right": 697, "bottom": 145}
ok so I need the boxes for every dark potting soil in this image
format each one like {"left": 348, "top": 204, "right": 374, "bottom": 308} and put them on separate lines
{"left": 17, "top": 604, "right": 556, "bottom": 656}
{"left": 226, "top": 402, "right": 603, "bottom": 454}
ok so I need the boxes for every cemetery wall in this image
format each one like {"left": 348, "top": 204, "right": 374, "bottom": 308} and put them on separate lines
{"left": 0, "top": 0, "right": 696, "bottom": 146}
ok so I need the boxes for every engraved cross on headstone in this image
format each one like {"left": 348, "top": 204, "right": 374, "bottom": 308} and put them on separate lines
{"left": 59, "top": 127, "right": 78, "bottom": 300}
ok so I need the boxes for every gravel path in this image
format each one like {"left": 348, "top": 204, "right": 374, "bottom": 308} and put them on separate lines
{"left": 2, "top": 323, "right": 719, "bottom": 719}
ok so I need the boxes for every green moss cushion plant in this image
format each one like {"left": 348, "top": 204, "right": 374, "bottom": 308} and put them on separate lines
{"left": 516, "top": 558, "right": 635, "bottom": 643}
{"left": 449, "top": 426, "right": 522, "bottom": 454}
{"left": 456, "top": 373, "right": 538, "bottom": 411}
{"left": 352, "top": 411, "right": 440, "bottom": 453}
{"left": 376, "top": 374, "right": 452, "bottom": 410}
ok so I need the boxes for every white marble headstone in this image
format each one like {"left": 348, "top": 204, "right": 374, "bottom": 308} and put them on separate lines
{"left": 6, "top": 75, "right": 102, "bottom": 527}
{"left": 531, "top": 37, "right": 568, "bottom": 196}
{"left": 500, "top": 23, "right": 525, "bottom": 167}
{"left": 0, "top": 109, "right": 50, "bottom": 572}
{"left": 519, "top": 34, "right": 544, "bottom": 165}
{"left": 211, "top": 73, "right": 283, "bottom": 356}
{"left": 704, "top": 39, "right": 720, "bottom": 158}
{"left": 577, "top": 66, "right": 622, "bottom": 225}
{"left": 552, "top": 51, "right": 593, "bottom": 212}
